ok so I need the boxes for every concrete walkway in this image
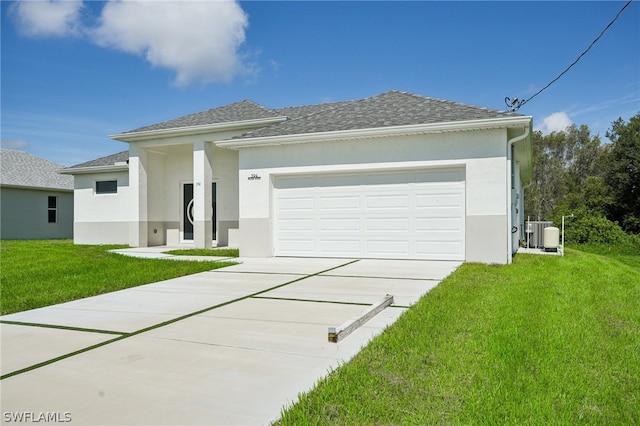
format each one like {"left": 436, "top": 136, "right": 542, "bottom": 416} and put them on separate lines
{"left": 1, "top": 257, "right": 460, "bottom": 425}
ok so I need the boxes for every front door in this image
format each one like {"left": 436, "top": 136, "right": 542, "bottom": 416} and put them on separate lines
{"left": 183, "top": 183, "right": 216, "bottom": 241}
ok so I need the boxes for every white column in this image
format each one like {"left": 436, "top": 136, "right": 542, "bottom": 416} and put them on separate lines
{"left": 193, "top": 141, "right": 213, "bottom": 249}
{"left": 129, "top": 145, "right": 148, "bottom": 247}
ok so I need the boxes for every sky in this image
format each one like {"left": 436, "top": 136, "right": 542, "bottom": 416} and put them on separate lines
{"left": 1, "top": 0, "right": 639, "bottom": 166}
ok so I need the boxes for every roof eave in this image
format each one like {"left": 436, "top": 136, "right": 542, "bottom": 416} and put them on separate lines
{"left": 111, "top": 116, "right": 288, "bottom": 143}
{"left": 57, "top": 164, "right": 129, "bottom": 175}
{"left": 0, "top": 183, "right": 73, "bottom": 192}
{"left": 216, "top": 116, "right": 533, "bottom": 149}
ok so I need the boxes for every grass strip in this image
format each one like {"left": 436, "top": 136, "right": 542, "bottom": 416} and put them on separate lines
{"left": 0, "top": 240, "right": 236, "bottom": 315}
{"left": 0, "top": 320, "right": 125, "bottom": 335}
{"left": 252, "top": 295, "right": 373, "bottom": 306}
{"left": 253, "top": 295, "right": 410, "bottom": 309}
{"left": 276, "top": 250, "right": 640, "bottom": 425}
{"left": 1, "top": 259, "right": 360, "bottom": 380}
{"left": 0, "top": 335, "right": 127, "bottom": 380}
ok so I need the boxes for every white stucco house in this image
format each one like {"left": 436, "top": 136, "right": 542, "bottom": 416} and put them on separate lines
{"left": 1, "top": 149, "right": 74, "bottom": 240}
{"left": 61, "top": 91, "right": 532, "bottom": 264}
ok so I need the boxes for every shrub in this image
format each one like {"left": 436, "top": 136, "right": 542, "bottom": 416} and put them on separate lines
{"left": 553, "top": 208, "right": 640, "bottom": 250}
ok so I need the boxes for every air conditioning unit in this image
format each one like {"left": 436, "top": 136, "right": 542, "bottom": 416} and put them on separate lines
{"left": 525, "top": 221, "right": 552, "bottom": 248}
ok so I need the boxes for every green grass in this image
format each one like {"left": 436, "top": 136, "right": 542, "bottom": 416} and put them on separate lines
{"left": 0, "top": 240, "right": 235, "bottom": 315}
{"left": 165, "top": 247, "right": 240, "bottom": 257}
{"left": 571, "top": 243, "right": 640, "bottom": 270}
{"left": 276, "top": 250, "right": 640, "bottom": 425}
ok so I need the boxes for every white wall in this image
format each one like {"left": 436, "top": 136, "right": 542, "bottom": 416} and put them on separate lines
{"left": 73, "top": 171, "right": 130, "bottom": 244}
{"left": 138, "top": 143, "right": 239, "bottom": 246}
{"left": 72, "top": 140, "right": 240, "bottom": 247}
{"left": 235, "top": 129, "right": 512, "bottom": 263}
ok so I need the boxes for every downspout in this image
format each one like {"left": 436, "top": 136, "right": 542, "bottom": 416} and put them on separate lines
{"left": 507, "top": 125, "right": 530, "bottom": 263}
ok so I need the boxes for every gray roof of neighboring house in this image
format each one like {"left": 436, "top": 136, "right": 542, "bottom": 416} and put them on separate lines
{"left": 0, "top": 149, "right": 74, "bottom": 190}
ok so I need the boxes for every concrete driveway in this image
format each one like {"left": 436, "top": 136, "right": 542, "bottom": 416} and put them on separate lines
{"left": 1, "top": 257, "right": 460, "bottom": 425}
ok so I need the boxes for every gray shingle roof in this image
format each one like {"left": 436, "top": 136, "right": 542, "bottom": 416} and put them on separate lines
{"left": 65, "top": 150, "right": 129, "bottom": 169}
{"left": 239, "top": 91, "right": 521, "bottom": 139}
{"left": 76, "top": 90, "right": 523, "bottom": 172}
{"left": 124, "top": 100, "right": 279, "bottom": 134}
{"left": 0, "top": 149, "right": 74, "bottom": 190}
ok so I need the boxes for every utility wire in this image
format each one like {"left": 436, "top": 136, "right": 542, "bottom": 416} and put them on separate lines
{"left": 506, "top": 0, "right": 633, "bottom": 112}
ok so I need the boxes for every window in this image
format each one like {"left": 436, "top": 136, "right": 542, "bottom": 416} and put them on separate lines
{"left": 96, "top": 180, "right": 117, "bottom": 194}
{"left": 48, "top": 196, "right": 57, "bottom": 223}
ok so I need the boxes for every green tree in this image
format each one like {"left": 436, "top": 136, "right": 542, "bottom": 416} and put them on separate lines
{"left": 525, "top": 131, "right": 566, "bottom": 220}
{"left": 604, "top": 113, "right": 640, "bottom": 234}
{"left": 525, "top": 125, "right": 606, "bottom": 220}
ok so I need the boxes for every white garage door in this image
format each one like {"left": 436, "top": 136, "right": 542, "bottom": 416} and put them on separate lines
{"left": 274, "top": 168, "right": 465, "bottom": 260}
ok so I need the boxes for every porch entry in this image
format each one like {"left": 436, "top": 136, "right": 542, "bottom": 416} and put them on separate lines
{"left": 183, "top": 183, "right": 216, "bottom": 241}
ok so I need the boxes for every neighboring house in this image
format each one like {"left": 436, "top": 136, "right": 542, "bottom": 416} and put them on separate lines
{"left": 0, "top": 149, "right": 74, "bottom": 240}
{"left": 61, "top": 91, "right": 532, "bottom": 264}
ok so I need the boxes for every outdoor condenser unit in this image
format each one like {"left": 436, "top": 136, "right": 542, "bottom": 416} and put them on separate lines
{"left": 526, "top": 221, "right": 552, "bottom": 248}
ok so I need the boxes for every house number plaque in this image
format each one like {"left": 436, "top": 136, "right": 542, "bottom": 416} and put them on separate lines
{"left": 248, "top": 173, "right": 261, "bottom": 181}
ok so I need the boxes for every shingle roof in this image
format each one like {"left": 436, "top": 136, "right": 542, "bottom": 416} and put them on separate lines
{"left": 77, "top": 90, "right": 523, "bottom": 171}
{"left": 122, "top": 90, "right": 520, "bottom": 137}
{"left": 239, "top": 91, "right": 521, "bottom": 139}
{"left": 124, "top": 100, "right": 279, "bottom": 134}
{"left": 0, "top": 149, "right": 74, "bottom": 190}
{"left": 65, "top": 150, "right": 129, "bottom": 169}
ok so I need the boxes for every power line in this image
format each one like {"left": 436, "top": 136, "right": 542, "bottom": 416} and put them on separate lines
{"left": 505, "top": 0, "right": 634, "bottom": 112}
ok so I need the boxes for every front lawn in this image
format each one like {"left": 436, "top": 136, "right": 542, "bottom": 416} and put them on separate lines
{"left": 0, "top": 240, "right": 235, "bottom": 315}
{"left": 277, "top": 250, "right": 640, "bottom": 425}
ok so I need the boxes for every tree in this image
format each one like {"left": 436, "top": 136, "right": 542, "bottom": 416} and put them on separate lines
{"left": 604, "top": 113, "right": 640, "bottom": 234}
{"left": 525, "top": 125, "right": 606, "bottom": 220}
{"left": 525, "top": 130, "right": 566, "bottom": 220}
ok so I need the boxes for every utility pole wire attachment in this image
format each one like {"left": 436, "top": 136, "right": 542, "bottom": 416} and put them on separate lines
{"left": 505, "top": 0, "right": 633, "bottom": 112}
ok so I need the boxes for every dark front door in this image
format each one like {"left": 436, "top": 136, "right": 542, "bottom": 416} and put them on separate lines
{"left": 183, "top": 183, "right": 216, "bottom": 241}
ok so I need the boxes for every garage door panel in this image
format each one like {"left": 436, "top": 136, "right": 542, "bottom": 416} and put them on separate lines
{"left": 366, "top": 194, "right": 410, "bottom": 209}
{"left": 416, "top": 241, "right": 464, "bottom": 256}
{"left": 277, "top": 239, "right": 316, "bottom": 254}
{"left": 277, "top": 197, "right": 315, "bottom": 212}
{"left": 320, "top": 239, "right": 360, "bottom": 256}
{"left": 319, "top": 218, "right": 359, "bottom": 232}
{"left": 415, "top": 193, "right": 463, "bottom": 208}
{"left": 366, "top": 217, "right": 410, "bottom": 231}
{"left": 277, "top": 218, "right": 315, "bottom": 231}
{"left": 366, "top": 240, "right": 411, "bottom": 257}
{"left": 320, "top": 195, "right": 360, "bottom": 210}
{"left": 415, "top": 217, "right": 463, "bottom": 231}
{"left": 415, "top": 232, "right": 464, "bottom": 243}
{"left": 274, "top": 169, "right": 465, "bottom": 261}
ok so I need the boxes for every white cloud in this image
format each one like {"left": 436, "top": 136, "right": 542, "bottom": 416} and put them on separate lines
{"left": 91, "top": 0, "right": 249, "bottom": 86}
{"left": 10, "top": 0, "right": 84, "bottom": 38}
{"left": 1, "top": 139, "right": 30, "bottom": 150}
{"left": 536, "top": 112, "right": 573, "bottom": 134}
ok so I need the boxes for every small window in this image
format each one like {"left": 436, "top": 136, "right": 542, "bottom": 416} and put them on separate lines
{"left": 96, "top": 180, "right": 117, "bottom": 194}
{"left": 48, "top": 196, "right": 57, "bottom": 223}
